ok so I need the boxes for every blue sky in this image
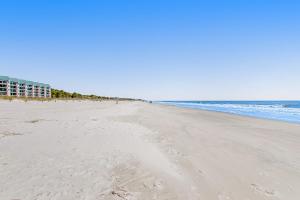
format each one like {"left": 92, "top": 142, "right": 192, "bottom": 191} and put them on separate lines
{"left": 0, "top": 0, "right": 299, "bottom": 100}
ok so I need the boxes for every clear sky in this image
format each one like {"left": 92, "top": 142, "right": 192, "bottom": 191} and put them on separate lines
{"left": 0, "top": 0, "right": 299, "bottom": 100}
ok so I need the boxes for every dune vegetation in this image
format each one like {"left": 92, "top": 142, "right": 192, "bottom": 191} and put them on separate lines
{"left": 0, "top": 89, "right": 141, "bottom": 101}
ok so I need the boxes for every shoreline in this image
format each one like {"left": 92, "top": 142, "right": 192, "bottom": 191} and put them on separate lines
{"left": 0, "top": 100, "right": 299, "bottom": 199}
{"left": 157, "top": 101, "right": 300, "bottom": 125}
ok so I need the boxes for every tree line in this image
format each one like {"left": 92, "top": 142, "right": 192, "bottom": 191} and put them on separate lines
{"left": 51, "top": 89, "right": 140, "bottom": 101}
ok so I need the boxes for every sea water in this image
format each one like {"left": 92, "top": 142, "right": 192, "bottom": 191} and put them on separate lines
{"left": 159, "top": 101, "right": 300, "bottom": 124}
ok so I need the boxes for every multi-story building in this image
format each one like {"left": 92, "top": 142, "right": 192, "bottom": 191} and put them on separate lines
{"left": 0, "top": 76, "right": 51, "bottom": 98}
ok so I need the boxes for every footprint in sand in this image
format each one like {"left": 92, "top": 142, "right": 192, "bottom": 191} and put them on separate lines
{"left": 251, "top": 183, "right": 276, "bottom": 197}
{"left": 218, "top": 193, "right": 232, "bottom": 200}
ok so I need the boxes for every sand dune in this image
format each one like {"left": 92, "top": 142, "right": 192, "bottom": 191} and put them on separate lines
{"left": 0, "top": 100, "right": 299, "bottom": 200}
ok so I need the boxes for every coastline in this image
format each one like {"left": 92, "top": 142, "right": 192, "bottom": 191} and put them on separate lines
{"left": 157, "top": 101, "right": 300, "bottom": 124}
{"left": 157, "top": 102, "right": 300, "bottom": 125}
{"left": 0, "top": 100, "right": 299, "bottom": 199}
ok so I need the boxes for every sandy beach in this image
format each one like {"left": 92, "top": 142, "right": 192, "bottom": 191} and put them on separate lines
{"left": 0, "top": 100, "right": 299, "bottom": 200}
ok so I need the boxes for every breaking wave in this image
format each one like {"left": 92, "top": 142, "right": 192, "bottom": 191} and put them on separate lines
{"left": 159, "top": 101, "right": 300, "bottom": 124}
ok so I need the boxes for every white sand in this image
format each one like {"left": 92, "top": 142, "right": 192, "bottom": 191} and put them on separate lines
{"left": 0, "top": 100, "right": 299, "bottom": 200}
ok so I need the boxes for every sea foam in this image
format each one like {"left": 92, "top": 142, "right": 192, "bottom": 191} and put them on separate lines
{"left": 159, "top": 101, "right": 300, "bottom": 123}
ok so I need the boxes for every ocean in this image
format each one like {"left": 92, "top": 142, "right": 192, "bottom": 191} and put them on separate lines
{"left": 159, "top": 101, "right": 300, "bottom": 124}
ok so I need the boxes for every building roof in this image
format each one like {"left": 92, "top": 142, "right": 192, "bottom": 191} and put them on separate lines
{"left": 0, "top": 75, "right": 51, "bottom": 87}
